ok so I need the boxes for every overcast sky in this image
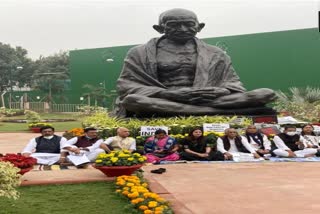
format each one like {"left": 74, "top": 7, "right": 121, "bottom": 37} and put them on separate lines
{"left": 0, "top": 0, "right": 318, "bottom": 59}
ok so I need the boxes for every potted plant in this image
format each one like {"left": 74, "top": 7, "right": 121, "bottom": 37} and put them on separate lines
{"left": 94, "top": 150, "right": 147, "bottom": 177}
{"left": 28, "top": 122, "right": 53, "bottom": 133}
{"left": 0, "top": 153, "right": 37, "bottom": 175}
{"left": 62, "top": 128, "right": 84, "bottom": 140}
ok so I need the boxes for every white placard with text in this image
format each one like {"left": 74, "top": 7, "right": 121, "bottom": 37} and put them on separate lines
{"left": 203, "top": 123, "right": 230, "bottom": 133}
{"left": 140, "top": 126, "right": 169, "bottom": 136}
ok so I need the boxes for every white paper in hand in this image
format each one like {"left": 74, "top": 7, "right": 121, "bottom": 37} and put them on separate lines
{"left": 68, "top": 154, "right": 90, "bottom": 166}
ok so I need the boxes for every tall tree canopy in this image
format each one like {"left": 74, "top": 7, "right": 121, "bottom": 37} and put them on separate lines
{"left": 0, "top": 43, "right": 33, "bottom": 94}
{"left": 32, "top": 51, "right": 70, "bottom": 102}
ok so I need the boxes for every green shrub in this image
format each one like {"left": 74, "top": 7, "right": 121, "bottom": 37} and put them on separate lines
{"left": 0, "top": 161, "right": 21, "bottom": 199}
{"left": 0, "top": 107, "right": 24, "bottom": 117}
{"left": 24, "top": 110, "right": 41, "bottom": 123}
{"left": 82, "top": 113, "right": 252, "bottom": 141}
{"left": 274, "top": 87, "right": 320, "bottom": 122}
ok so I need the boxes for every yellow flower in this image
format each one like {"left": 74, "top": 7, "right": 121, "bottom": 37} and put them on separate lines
{"left": 131, "top": 199, "right": 140, "bottom": 204}
{"left": 128, "top": 191, "right": 139, "bottom": 199}
{"left": 144, "top": 210, "right": 153, "bottom": 214}
{"left": 111, "top": 157, "right": 118, "bottom": 163}
{"left": 155, "top": 207, "right": 164, "bottom": 212}
{"left": 95, "top": 159, "right": 102, "bottom": 163}
{"left": 122, "top": 190, "right": 129, "bottom": 196}
{"left": 156, "top": 197, "right": 165, "bottom": 202}
{"left": 136, "top": 197, "right": 145, "bottom": 202}
{"left": 139, "top": 205, "right": 148, "bottom": 211}
{"left": 133, "top": 153, "right": 141, "bottom": 157}
{"left": 138, "top": 157, "right": 145, "bottom": 162}
{"left": 127, "top": 157, "right": 134, "bottom": 161}
{"left": 126, "top": 182, "right": 134, "bottom": 187}
{"left": 142, "top": 183, "right": 148, "bottom": 187}
{"left": 148, "top": 201, "right": 158, "bottom": 208}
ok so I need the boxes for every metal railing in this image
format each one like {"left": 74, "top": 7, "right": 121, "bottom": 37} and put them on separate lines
{"left": 8, "top": 102, "right": 86, "bottom": 112}
{"left": 51, "top": 104, "right": 86, "bottom": 112}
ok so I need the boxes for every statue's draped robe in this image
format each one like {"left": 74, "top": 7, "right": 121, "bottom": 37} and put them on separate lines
{"left": 115, "top": 37, "right": 246, "bottom": 117}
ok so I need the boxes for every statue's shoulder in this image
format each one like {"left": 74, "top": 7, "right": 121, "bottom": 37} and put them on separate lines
{"left": 197, "top": 39, "right": 226, "bottom": 53}
{"left": 127, "top": 38, "right": 160, "bottom": 55}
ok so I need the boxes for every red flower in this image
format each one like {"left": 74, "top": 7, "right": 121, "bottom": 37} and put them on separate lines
{"left": 0, "top": 153, "right": 37, "bottom": 169}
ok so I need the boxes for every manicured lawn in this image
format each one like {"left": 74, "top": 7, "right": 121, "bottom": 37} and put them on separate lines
{"left": 0, "top": 113, "right": 83, "bottom": 132}
{"left": 0, "top": 121, "right": 82, "bottom": 132}
{"left": 0, "top": 182, "right": 136, "bottom": 214}
{"left": 2, "top": 113, "right": 80, "bottom": 120}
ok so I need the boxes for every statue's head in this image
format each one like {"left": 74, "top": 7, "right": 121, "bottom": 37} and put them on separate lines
{"left": 153, "top": 8, "right": 205, "bottom": 43}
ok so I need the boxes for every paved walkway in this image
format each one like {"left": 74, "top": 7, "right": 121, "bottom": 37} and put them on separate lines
{"left": 2, "top": 132, "right": 320, "bottom": 214}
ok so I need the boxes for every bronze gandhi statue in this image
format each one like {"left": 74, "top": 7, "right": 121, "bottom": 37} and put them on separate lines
{"left": 113, "top": 8, "right": 277, "bottom": 117}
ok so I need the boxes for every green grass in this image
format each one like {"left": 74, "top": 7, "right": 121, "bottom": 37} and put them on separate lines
{"left": 0, "top": 121, "right": 82, "bottom": 132}
{"left": 0, "top": 113, "right": 83, "bottom": 132}
{"left": 0, "top": 182, "right": 136, "bottom": 214}
{"left": 3, "top": 113, "right": 80, "bottom": 120}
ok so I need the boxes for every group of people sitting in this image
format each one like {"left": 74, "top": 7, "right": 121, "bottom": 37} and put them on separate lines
{"left": 22, "top": 124, "right": 320, "bottom": 166}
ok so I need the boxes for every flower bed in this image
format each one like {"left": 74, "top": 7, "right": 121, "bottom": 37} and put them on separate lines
{"left": 62, "top": 127, "right": 84, "bottom": 140}
{"left": 115, "top": 175, "right": 173, "bottom": 214}
{"left": 82, "top": 113, "right": 251, "bottom": 139}
{"left": 95, "top": 150, "right": 146, "bottom": 166}
{"left": 0, "top": 154, "right": 37, "bottom": 172}
{"left": 28, "top": 122, "right": 53, "bottom": 128}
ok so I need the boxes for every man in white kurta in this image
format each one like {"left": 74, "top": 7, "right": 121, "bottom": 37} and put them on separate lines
{"left": 22, "top": 126, "right": 67, "bottom": 165}
{"left": 100, "top": 127, "right": 136, "bottom": 153}
{"left": 217, "top": 128, "right": 260, "bottom": 161}
{"left": 62, "top": 127, "right": 104, "bottom": 165}
{"left": 273, "top": 125, "right": 317, "bottom": 158}
{"left": 243, "top": 125, "right": 271, "bottom": 157}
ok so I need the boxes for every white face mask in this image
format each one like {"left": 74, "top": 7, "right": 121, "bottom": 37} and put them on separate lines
{"left": 286, "top": 131, "right": 296, "bottom": 136}
{"left": 43, "top": 135, "right": 54, "bottom": 139}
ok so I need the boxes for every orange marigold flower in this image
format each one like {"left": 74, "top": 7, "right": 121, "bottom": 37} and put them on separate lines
{"left": 139, "top": 205, "right": 148, "bottom": 211}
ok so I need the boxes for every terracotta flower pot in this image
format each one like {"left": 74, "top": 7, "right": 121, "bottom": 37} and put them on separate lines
{"left": 18, "top": 166, "right": 34, "bottom": 175}
{"left": 30, "top": 127, "right": 41, "bottom": 133}
{"left": 93, "top": 164, "right": 143, "bottom": 177}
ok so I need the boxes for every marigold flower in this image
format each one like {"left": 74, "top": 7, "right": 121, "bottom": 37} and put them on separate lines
{"left": 144, "top": 210, "right": 153, "bottom": 214}
{"left": 148, "top": 201, "right": 158, "bottom": 208}
{"left": 122, "top": 190, "right": 129, "bottom": 196}
{"left": 139, "top": 205, "right": 148, "bottom": 211}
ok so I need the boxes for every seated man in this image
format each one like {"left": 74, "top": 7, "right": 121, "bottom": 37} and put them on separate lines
{"left": 144, "top": 129, "right": 180, "bottom": 164}
{"left": 273, "top": 125, "right": 317, "bottom": 158}
{"left": 217, "top": 128, "right": 261, "bottom": 161}
{"left": 244, "top": 125, "right": 271, "bottom": 157}
{"left": 62, "top": 127, "right": 105, "bottom": 164}
{"left": 114, "top": 8, "right": 276, "bottom": 117}
{"left": 100, "top": 127, "right": 136, "bottom": 153}
{"left": 22, "top": 126, "right": 67, "bottom": 165}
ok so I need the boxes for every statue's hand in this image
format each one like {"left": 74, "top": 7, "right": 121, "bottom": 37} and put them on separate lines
{"left": 158, "top": 88, "right": 195, "bottom": 101}
{"left": 191, "top": 87, "right": 230, "bottom": 99}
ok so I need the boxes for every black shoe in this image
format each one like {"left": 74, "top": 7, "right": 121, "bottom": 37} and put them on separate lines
{"left": 158, "top": 168, "right": 166, "bottom": 173}
{"left": 150, "top": 168, "right": 166, "bottom": 174}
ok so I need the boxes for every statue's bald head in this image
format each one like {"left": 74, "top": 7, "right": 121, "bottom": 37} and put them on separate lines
{"left": 153, "top": 8, "right": 205, "bottom": 43}
{"left": 158, "top": 8, "right": 199, "bottom": 25}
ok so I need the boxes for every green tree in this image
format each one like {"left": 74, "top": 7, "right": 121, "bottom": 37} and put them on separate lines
{"left": 82, "top": 84, "right": 109, "bottom": 106}
{"left": 32, "top": 51, "right": 70, "bottom": 103}
{"left": 0, "top": 43, "right": 33, "bottom": 96}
